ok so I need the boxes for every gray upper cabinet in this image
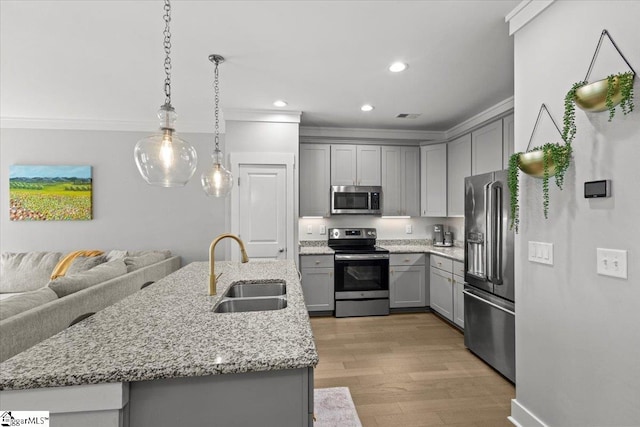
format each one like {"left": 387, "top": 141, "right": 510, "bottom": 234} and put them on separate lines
{"left": 356, "top": 145, "right": 381, "bottom": 186}
{"left": 502, "top": 114, "right": 515, "bottom": 170}
{"left": 299, "top": 144, "right": 331, "bottom": 217}
{"left": 447, "top": 134, "right": 471, "bottom": 217}
{"left": 331, "top": 145, "right": 381, "bottom": 186}
{"left": 420, "top": 143, "right": 447, "bottom": 217}
{"left": 382, "top": 146, "right": 419, "bottom": 216}
{"left": 471, "top": 119, "right": 503, "bottom": 176}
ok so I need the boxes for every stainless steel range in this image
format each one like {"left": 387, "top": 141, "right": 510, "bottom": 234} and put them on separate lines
{"left": 328, "top": 228, "right": 390, "bottom": 318}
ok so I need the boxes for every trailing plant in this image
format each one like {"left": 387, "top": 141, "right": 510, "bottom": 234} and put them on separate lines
{"left": 507, "top": 153, "right": 521, "bottom": 233}
{"left": 614, "top": 71, "right": 635, "bottom": 118}
{"left": 562, "top": 81, "right": 586, "bottom": 144}
{"left": 507, "top": 142, "right": 573, "bottom": 233}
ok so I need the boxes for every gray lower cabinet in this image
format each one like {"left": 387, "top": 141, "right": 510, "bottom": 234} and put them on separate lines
{"left": 390, "top": 254, "right": 426, "bottom": 308}
{"left": 429, "top": 254, "right": 465, "bottom": 328}
{"left": 300, "top": 255, "right": 334, "bottom": 312}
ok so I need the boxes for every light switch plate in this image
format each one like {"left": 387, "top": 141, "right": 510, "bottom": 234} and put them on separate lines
{"left": 528, "top": 241, "right": 553, "bottom": 265}
{"left": 406, "top": 224, "right": 412, "bottom": 234}
{"left": 597, "top": 248, "right": 627, "bottom": 279}
{"left": 306, "top": 225, "right": 313, "bottom": 234}
{"left": 319, "top": 225, "right": 326, "bottom": 235}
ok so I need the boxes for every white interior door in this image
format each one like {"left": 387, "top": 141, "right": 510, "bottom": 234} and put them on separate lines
{"left": 238, "top": 164, "right": 286, "bottom": 259}
{"left": 230, "top": 152, "right": 295, "bottom": 262}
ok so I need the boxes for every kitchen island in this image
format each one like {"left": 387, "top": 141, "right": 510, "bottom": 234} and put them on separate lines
{"left": 0, "top": 261, "right": 318, "bottom": 427}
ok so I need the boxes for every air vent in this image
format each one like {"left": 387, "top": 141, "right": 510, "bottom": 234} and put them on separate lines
{"left": 396, "top": 113, "right": 421, "bottom": 119}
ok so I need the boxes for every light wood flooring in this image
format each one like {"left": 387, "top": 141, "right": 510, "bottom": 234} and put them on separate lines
{"left": 310, "top": 313, "right": 515, "bottom": 427}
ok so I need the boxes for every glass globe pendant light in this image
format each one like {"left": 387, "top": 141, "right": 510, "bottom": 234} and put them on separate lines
{"left": 201, "top": 54, "right": 233, "bottom": 197}
{"left": 134, "top": 0, "right": 197, "bottom": 187}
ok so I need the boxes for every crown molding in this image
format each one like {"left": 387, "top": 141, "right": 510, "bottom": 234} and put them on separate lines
{"left": 0, "top": 116, "right": 221, "bottom": 134}
{"left": 445, "top": 97, "right": 514, "bottom": 141}
{"left": 223, "top": 109, "right": 301, "bottom": 123}
{"left": 299, "top": 126, "right": 445, "bottom": 144}
{"left": 505, "top": 0, "right": 555, "bottom": 36}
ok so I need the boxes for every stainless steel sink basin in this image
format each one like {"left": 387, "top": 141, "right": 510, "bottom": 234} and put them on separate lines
{"left": 213, "top": 297, "right": 287, "bottom": 313}
{"left": 224, "top": 281, "right": 286, "bottom": 298}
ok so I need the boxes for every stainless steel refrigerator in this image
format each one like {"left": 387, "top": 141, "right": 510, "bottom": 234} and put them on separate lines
{"left": 464, "top": 170, "right": 515, "bottom": 383}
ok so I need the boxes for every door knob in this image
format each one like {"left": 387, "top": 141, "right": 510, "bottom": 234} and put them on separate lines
{"left": 278, "top": 248, "right": 285, "bottom": 253}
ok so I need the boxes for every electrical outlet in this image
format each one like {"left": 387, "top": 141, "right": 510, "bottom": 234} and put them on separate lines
{"left": 597, "top": 248, "right": 627, "bottom": 279}
{"left": 319, "top": 225, "right": 326, "bottom": 235}
{"left": 406, "top": 224, "right": 412, "bottom": 234}
{"left": 528, "top": 241, "right": 553, "bottom": 265}
{"left": 306, "top": 225, "right": 313, "bottom": 234}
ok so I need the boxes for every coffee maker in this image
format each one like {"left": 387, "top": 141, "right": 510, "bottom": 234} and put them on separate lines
{"left": 433, "top": 224, "right": 444, "bottom": 245}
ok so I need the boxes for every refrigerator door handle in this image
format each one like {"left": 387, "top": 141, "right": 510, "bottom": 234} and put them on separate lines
{"left": 463, "top": 290, "right": 515, "bottom": 316}
{"left": 484, "top": 181, "right": 493, "bottom": 282}
{"left": 490, "top": 181, "right": 503, "bottom": 284}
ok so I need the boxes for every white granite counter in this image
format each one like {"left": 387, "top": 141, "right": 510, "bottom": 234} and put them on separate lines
{"left": 0, "top": 261, "right": 318, "bottom": 391}
{"left": 299, "top": 240, "right": 464, "bottom": 262}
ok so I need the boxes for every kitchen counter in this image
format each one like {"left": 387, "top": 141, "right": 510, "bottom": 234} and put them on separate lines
{"left": 0, "top": 260, "right": 318, "bottom": 391}
{"left": 299, "top": 240, "right": 464, "bottom": 262}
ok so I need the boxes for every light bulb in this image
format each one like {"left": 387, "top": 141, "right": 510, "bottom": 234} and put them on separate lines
{"left": 134, "top": 106, "right": 197, "bottom": 187}
{"left": 202, "top": 151, "right": 233, "bottom": 197}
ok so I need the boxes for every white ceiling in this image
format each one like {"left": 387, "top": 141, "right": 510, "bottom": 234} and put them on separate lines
{"left": 0, "top": 0, "right": 518, "bottom": 133}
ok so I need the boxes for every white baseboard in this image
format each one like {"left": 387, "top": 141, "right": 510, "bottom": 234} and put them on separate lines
{"left": 509, "top": 399, "right": 548, "bottom": 427}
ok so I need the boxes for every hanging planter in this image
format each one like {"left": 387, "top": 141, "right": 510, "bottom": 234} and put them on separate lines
{"left": 508, "top": 105, "right": 572, "bottom": 232}
{"left": 563, "top": 30, "right": 636, "bottom": 139}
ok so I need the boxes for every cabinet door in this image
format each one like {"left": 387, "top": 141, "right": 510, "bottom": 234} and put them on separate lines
{"left": 331, "top": 145, "right": 357, "bottom": 186}
{"left": 429, "top": 266, "right": 453, "bottom": 320}
{"left": 472, "top": 120, "right": 503, "bottom": 176}
{"left": 420, "top": 144, "right": 447, "bottom": 217}
{"left": 300, "top": 267, "right": 334, "bottom": 311}
{"left": 402, "top": 146, "right": 420, "bottom": 217}
{"left": 356, "top": 145, "right": 381, "bottom": 186}
{"left": 453, "top": 275, "right": 465, "bottom": 328}
{"left": 502, "top": 114, "right": 515, "bottom": 170}
{"left": 390, "top": 265, "right": 426, "bottom": 308}
{"left": 299, "top": 144, "right": 330, "bottom": 217}
{"left": 447, "top": 134, "right": 471, "bottom": 217}
{"left": 381, "top": 146, "right": 402, "bottom": 215}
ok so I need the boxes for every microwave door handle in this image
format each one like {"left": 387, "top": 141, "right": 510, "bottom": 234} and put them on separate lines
{"left": 484, "top": 181, "right": 492, "bottom": 282}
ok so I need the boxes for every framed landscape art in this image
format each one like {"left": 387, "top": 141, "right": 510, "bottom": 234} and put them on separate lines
{"left": 9, "top": 165, "right": 93, "bottom": 221}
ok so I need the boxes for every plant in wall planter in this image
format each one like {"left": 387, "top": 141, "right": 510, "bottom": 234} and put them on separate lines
{"left": 508, "top": 105, "right": 572, "bottom": 233}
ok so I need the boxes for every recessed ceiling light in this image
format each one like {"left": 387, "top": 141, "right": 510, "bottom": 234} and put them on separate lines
{"left": 389, "top": 62, "right": 408, "bottom": 73}
{"left": 361, "top": 104, "right": 374, "bottom": 112}
{"left": 273, "top": 100, "right": 288, "bottom": 107}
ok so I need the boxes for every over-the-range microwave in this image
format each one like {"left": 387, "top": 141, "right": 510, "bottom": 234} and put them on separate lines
{"left": 330, "top": 185, "right": 382, "bottom": 215}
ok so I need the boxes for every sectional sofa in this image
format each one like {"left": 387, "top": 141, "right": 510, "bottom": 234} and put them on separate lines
{"left": 0, "top": 251, "right": 181, "bottom": 362}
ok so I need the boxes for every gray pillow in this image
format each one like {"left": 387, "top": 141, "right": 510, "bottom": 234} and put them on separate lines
{"left": 105, "top": 250, "right": 128, "bottom": 262}
{"left": 0, "top": 287, "right": 58, "bottom": 321}
{"left": 0, "top": 252, "right": 63, "bottom": 293}
{"left": 124, "top": 253, "right": 166, "bottom": 272}
{"left": 67, "top": 255, "right": 107, "bottom": 275}
{"left": 47, "top": 260, "right": 127, "bottom": 298}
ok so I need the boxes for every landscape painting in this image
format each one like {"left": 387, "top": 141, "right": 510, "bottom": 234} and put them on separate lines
{"left": 9, "top": 165, "right": 93, "bottom": 221}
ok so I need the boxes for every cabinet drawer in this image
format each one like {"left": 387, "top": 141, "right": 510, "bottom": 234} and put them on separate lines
{"left": 390, "top": 253, "right": 425, "bottom": 266}
{"left": 430, "top": 254, "right": 453, "bottom": 273}
{"left": 300, "top": 255, "right": 334, "bottom": 269}
{"left": 453, "top": 261, "right": 465, "bottom": 277}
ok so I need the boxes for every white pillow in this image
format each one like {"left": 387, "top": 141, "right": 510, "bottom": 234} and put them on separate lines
{"left": 0, "top": 252, "right": 63, "bottom": 293}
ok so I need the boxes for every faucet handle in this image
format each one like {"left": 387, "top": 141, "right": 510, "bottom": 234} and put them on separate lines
{"left": 215, "top": 272, "right": 223, "bottom": 281}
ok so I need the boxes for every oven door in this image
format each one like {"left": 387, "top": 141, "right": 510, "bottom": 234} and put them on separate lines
{"left": 334, "top": 254, "right": 389, "bottom": 299}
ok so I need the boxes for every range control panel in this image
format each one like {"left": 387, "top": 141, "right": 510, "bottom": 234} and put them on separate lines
{"left": 329, "top": 228, "right": 376, "bottom": 240}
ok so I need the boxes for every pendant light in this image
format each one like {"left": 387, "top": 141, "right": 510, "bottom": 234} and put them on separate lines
{"left": 201, "top": 54, "right": 233, "bottom": 197}
{"left": 134, "top": 0, "right": 197, "bottom": 187}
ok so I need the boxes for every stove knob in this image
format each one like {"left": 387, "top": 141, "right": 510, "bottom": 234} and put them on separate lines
{"left": 332, "top": 230, "right": 340, "bottom": 238}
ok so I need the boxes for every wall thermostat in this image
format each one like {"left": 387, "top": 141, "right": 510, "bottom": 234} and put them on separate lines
{"left": 584, "top": 180, "right": 611, "bottom": 198}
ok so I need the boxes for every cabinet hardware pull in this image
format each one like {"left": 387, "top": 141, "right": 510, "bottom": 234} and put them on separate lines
{"left": 315, "top": 261, "right": 320, "bottom": 264}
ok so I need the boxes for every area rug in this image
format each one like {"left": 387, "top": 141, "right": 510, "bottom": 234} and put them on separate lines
{"left": 314, "top": 387, "right": 362, "bottom": 427}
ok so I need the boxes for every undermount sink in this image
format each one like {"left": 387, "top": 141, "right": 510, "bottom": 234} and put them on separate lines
{"left": 224, "top": 281, "right": 286, "bottom": 298}
{"left": 213, "top": 297, "right": 288, "bottom": 313}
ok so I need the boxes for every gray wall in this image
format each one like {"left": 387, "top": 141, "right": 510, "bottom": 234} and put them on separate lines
{"left": 513, "top": 1, "right": 640, "bottom": 425}
{"left": 1, "top": 128, "right": 227, "bottom": 264}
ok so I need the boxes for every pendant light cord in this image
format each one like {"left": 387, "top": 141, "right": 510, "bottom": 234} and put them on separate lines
{"left": 214, "top": 58, "right": 220, "bottom": 151}
{"left": 163, "top": 0, "right": 172, "bottom": 107}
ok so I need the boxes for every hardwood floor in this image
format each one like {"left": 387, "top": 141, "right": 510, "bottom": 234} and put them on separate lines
{"left": 310, "top": 313, "right": 515, "bottom": 427}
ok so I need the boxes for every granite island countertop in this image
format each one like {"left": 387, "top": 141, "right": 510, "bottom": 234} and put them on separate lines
{"left": 0, "top": 261, "right": 318, "bottom": 391}
{"left": 299, "top": 240, "right": 464, "bottom": 262}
